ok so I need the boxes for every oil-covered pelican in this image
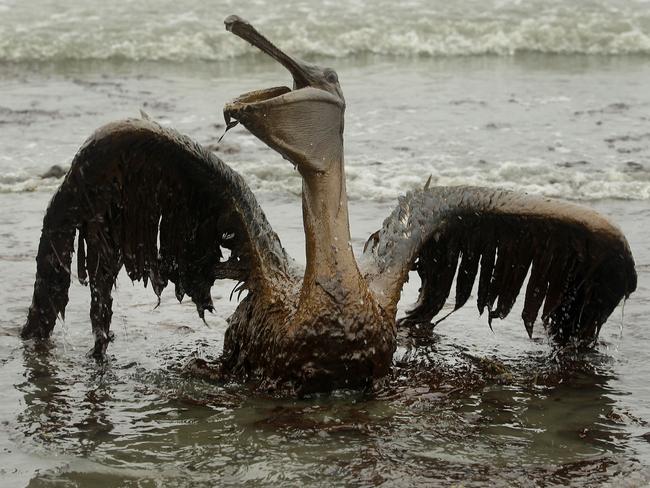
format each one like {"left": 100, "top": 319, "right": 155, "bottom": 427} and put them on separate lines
{"left": 22, "top": 16, "right": 637, "bottom": 393}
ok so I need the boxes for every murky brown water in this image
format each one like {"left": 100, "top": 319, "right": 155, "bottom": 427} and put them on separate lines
{"left": 1, "top": 190, "right": 649, "bottom": 487}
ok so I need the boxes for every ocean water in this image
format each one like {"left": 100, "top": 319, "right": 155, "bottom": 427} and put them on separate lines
{"left": 1, "top": 0, "right": 649, "bottom": 486}
{"left": 1, "top": 0, "right": 649, "bottom": 61}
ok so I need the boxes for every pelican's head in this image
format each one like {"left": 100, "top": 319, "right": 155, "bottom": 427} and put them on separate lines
{"left": 223, "top": 15, "right": 345, "bottom": 174}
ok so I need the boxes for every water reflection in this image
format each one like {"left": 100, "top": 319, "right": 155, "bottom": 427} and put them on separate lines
{"left": 15, "top": 332, "right": 647, "bottom": 487}
{"left": 18, "top": 341, "right": 116, "bottom": 454}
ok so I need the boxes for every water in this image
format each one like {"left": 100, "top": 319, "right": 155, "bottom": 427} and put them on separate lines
{"left": 0, "top": 0, "right": 649, "bottom": 60}
{"left": 1, "top": 0, "right": 649, "bottom": 486}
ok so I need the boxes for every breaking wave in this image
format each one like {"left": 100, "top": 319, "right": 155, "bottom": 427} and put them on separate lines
{"left": 233, "top": 157, "right": 650, "bottom": 202}
{"left": 4, "top": 157, "right": 649, "bottom": 201}
{"left": 0, "top": 0, "right": 649, "bottom": 62}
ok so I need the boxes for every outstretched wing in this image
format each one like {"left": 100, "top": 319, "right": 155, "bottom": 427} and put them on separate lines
{"left": 23, "top": 118, "right": 294, "bottom": 354}
{"left": 361, "top": 186, "right": 636, "bottom": 346}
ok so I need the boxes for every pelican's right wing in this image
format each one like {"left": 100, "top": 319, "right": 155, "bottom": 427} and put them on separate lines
{"left": 23, "top": 119, "right": 294, "bottom": 353}
{"left": 361, "top": 186, "right": 637, "bottom": 346}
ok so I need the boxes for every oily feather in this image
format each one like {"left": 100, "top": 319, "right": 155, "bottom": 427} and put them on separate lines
{"left": 23, "top": 118, "right": 292, "bottom": 355}
{"left": 362, "top": 186, "right": 637, "bottom": 346}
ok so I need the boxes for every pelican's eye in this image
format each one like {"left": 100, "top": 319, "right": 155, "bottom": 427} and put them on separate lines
{"left": 325, "top": 70, "right": 338, "bottom": 84}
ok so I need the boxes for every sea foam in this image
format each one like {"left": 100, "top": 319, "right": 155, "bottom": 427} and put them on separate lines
{"left": 5, "top": 157, "right": 647, "bottom": 202}
{"left": 0, "top": 0, "right": 649, "bottom": 61}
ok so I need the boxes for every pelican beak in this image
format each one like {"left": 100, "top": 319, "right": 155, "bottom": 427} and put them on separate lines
{"left": 224, "top": 15, "right": 312, "bottom": 90}
{"left": 222, "top": 16, "right": 344, "bottom": 171}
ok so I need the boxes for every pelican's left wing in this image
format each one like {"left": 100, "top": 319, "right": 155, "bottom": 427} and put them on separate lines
{"left": 360, "top": 186, "right": 636, "bottom": 346}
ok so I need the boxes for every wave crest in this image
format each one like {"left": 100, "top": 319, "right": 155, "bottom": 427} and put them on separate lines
{"left": 1, "top": 4, "right": 649, "bottom": 62}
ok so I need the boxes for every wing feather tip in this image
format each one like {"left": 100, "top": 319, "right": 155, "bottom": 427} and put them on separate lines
{"left": 524, "top": 320, "right": 534, "bottom": 339}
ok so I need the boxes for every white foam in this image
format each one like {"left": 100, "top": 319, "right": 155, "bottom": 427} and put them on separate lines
{"left": 178, "top": 156, "right": 650, "bottom": 202}
{"left": 1, "top": 0, "right": 649, "bottom": 61}
{"left": 0, "top": 170, "right": 61, "bottom": 193}
{"left": 3, "top": 156, "right": 649, "bottom": 202}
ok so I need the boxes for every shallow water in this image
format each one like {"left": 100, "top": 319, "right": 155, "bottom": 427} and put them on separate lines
{"left": 1, "top": 191, "right": 649, "bottom": 486}
{"left": 1, "top": 2, "right": 650, "bottom": 485}
{"left": 2, "top": 55, "right": 650, "bottom": 200}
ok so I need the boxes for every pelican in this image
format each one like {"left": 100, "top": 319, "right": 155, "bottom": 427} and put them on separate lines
{"left": 22, "top": 16, "right": 637, "bottom": 394}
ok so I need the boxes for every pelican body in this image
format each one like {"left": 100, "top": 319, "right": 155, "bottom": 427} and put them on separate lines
{"left": 22, "top": 16, "right": 637, "bottom": 394}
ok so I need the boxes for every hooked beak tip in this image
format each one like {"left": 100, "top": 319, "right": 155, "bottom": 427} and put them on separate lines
{"left": 224, "top": 15, "right": 248, "bottom": 32}
{"left": 224, "top": 15, "right": 312, "bottom": 92}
